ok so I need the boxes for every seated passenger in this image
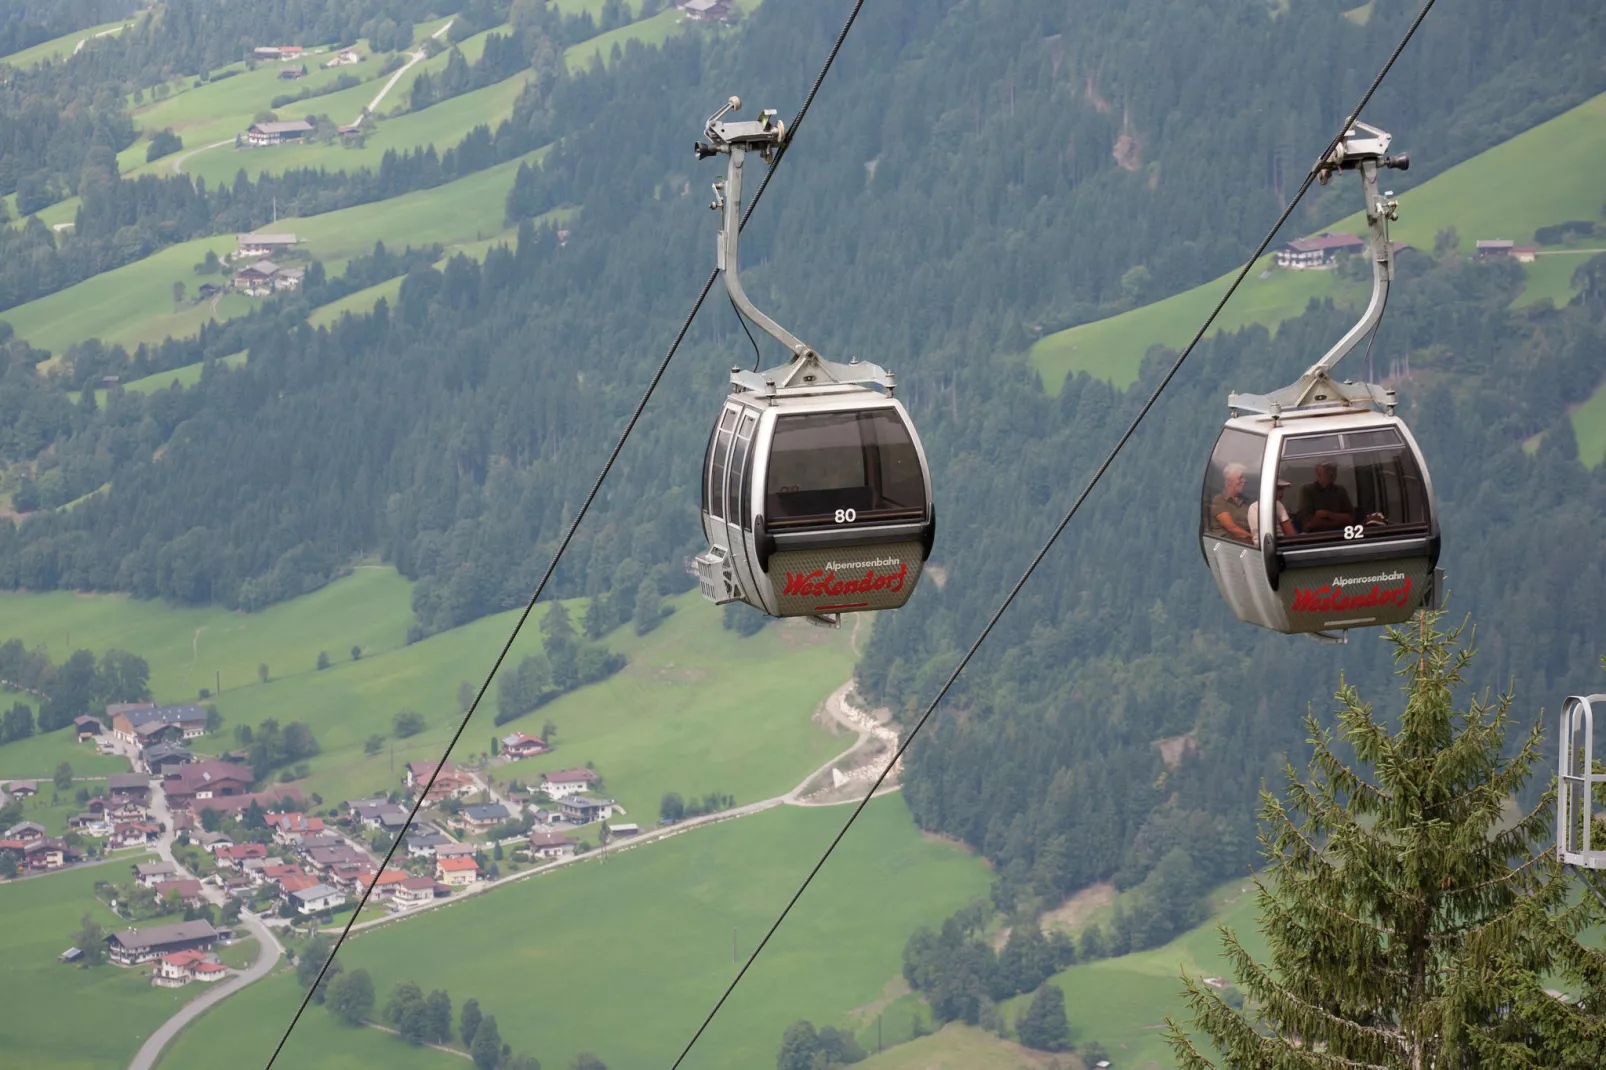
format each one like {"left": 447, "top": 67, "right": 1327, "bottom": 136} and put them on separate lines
{"left": 1207, "top": 462, "right": 1253, "bottom": 543}
{"left": 1248, "top": 479, "right": 1297, "bottom": 543}
{"left": 1296, "top": 460, "right": 1355, "bottom": 532}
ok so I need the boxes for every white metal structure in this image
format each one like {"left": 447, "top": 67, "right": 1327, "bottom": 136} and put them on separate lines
{"left": 1559, "top": 693, "right": 1606, "bottom": 870}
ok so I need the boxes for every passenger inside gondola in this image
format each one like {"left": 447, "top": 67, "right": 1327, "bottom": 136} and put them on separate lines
{"left": 1295, "top": 460, "right": 1355, "bottom": 532}
{"left": 1208, "top": 462, "right": 1254, "bottom": 543}
{"left": 1248, "top": 479, "right": 1296, "bottom": 542}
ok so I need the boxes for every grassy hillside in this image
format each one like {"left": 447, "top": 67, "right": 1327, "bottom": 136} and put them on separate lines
{"left": 996, "top": 882, "right": 1264, "bottom": 1070}
{"left": 3, "top": 149, "right": 548, "bottom": 355}
{"left": 0, "top": 566, "right": 414, "bottom": 705}
{"left": 0, "top": 853, "right": 203, "bottom": 1070}
{"left": 854, "top": 1023, "right": 1075, "bottom": 1070}
{"left": 0, "top": 568, "right": 854, "bottom": 814}
{"left": 1030, "top": 89, "right": 1606, "bottom": 393}
{"left": 0, "top": 729, "right": 128, "bottom": 779}
{"left": 0, "top": 18, "right": 134, "bottom": 69}
{"left": 159, "top": 799, "right": 991, "bottom": 1070}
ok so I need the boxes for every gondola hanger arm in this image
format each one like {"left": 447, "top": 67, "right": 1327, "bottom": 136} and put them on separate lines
{"left": 1230, "top": 121, "right": 1410, "bottom": 417}
{"left": 698, "top": 96, "right": 896, "bottom": 396}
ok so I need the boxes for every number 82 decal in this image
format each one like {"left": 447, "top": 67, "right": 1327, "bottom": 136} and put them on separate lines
{"left": 1344, "top": 524, "right": 1366, "bottom": 540}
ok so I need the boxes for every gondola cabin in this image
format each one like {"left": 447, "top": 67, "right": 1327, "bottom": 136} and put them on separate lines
{"left": 697, "top": 381, "right": 934, "bottom": 620}
{"left": 1199, "top": 409, "right": 1440, "bottom": 636}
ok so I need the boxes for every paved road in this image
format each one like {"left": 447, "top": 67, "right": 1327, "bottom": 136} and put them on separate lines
{"left": 127, "top": 908, "right": 283, "bottom": 1070}
{"left": 128, "top": 776, "right": 285, "bottom": 1070}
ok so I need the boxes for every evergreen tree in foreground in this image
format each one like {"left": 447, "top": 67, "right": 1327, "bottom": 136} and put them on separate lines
{"left": 1166, "top": 613, "right": 1596, "bottom": 1068}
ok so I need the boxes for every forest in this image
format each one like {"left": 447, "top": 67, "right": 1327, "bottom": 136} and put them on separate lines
{"left": 0, "top": 0, "right": 1603, "bottom": 949}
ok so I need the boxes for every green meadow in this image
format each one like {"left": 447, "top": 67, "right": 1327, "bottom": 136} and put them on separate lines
{"left": 6, "top": 779, "right": 108, "bottom": 834}
{"left": 0, "top": 566, "right": 414, "bottom": 706}
{"left": 1573, "top": 377, "right": 1606, "bottom": 470}
{"left": 159, "top": 799, "right": 992, "bottom": 1070}
{"left": 2, "top": 147, "right": 546, "bottom": 355}
{"left": 0, "top": 18, "right": 134, "bottom": 69}
{"left": 0, "top": 853, "right": 205, "bottom": 1070}
{"left": 0, "top": 729, "right": 128, "bottom": 780}
{"left": 997, "top": 881, "right": 1265, "bottom": 1070}
{"left": 1030, "top": 89, "right": 1606, "bottom": 392}
{"left": 0, "top": 568, "right": 856, "bottom": 815}
{"left": 855, "top": 1023, "right": 1072, "bottom": 1070}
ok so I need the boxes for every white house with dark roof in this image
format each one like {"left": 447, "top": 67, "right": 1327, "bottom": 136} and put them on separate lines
{"left": 245, "top": 119, "right": 314, "bottom": 147}
{"left": 106, "top": 920, "right": 217, "bottom": 966}
{"left": 540, "top": 768, "right": 600, "bottom": 800}
{"left": 290, "top": 883, "right": 346, "bottom": 914}
{"left": 236, "top": 232, "right": 300, "bottom": 258}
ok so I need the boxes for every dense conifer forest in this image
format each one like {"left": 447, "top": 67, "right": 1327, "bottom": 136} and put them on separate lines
{"left": 0, "top": 0, "right": 1603, "bottom": 924}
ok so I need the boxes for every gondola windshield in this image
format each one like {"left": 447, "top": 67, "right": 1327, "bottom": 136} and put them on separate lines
{"left": 1201, "top": 428, "right": 1266, "bottom": 542}
{"left": 1277, "top": 429, "right": 1430, "bottom": 546}
{"left": 766, "top": 410, "right": 924, "bottom": 528}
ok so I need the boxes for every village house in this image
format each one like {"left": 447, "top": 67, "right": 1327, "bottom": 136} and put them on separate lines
{"left": 154, "top": 949, "right": 227, "bottom": 987}
{"left": 236, "top": 232, "right": 300, "bottom": 259}
{"left": 433, "top": 842, "right": 477, "bottom": 861}
{"left": 1276, "top": 232, "right": 1365, "bottom": 269}
{"left": 107, "top": 920, "right": 218, "bottom": 966}
{"left": 678, "top": 0, "right": 731, "bottom": 19}
{"left": 109, "top": 799, "right": 149, "bottom": 823}
{"left": 134, "top": 861, "right": 179, "bottom": 887}
{"left": 540, "top": 768, "right": 600, "bottom": 800}
{"left": 112, "top": 822, "right": 161, "bottom": 848}
{"left": 151, "top": 879, "right": 205, "bottom": 908}
{"left": 24, "top": 837, "right": 76, "bottom": 870}
{"left": 7, "top": 780, "right": 37, "bottom": 798}
{"left": 1512, "top": 245, "right": 1538, "bottom": 263}
{"left": 252, "top": 45, "right": 304, "bottom": 60}
{"left": 392, "top": 875, "right": 438, "bottom": 909}
{"left": 265, "top": 813, "right": 325, "bottom": 843}
{"left": 404, "top": 760, "right": 476, "bottom": 801}
{"left": 195, "top": 787, "right": 303, "bottom": 820}
{"left": 369, "top": 868, "right": 410, "bottom": 897}
{"left": 525, "top": 830, "right": 577, "bottom": 861}
{"left": 232, "top": 259, "right": 304, "bottom": 296}
{"left": 277, "top": 871, "right": 321, "bottom": 898}
{"left": 405, "top": 831, "right": 452, "bottom": 858}
{"left": 6, "top": 820, "right": 46, "bottom": 842}
{"left": 499, "top": 731, "right": 548, "bottom": 759}
{"left": 435, "top": 855, "right": 479, "bottom": 887}
{"left": 111, "top": 703, "right": 208, "bottom": 743}
{"left": 1475, "top": 239, "right": 1515, "bottom": 259}
{"left": 193, "top": 830, "right": 233, "bottom": 852}
{"left": 609, "top": 823, "right": 640, "bottom": 838}
{"left": 212, "top": 843, "right": 269, "bottom": 868}
{"left": 304, "top": 844, "right": 366, "bottom": 875}
{"left": 107, "top": 772, "right": 152, "bottom": 803}
{"left": 325, "top": 47, "right": 362, "bottom": 67}
{"left": 350, "top": 799, "right": 410, "bottom": 832}
{"left": 459, "top": 802, "right": 513, "bottom": 832}
{"left": 560, "top": 795, "right": 618, "bottom": 825}
{"left": 74, "top": 715, "right": 104, "bottom": 740}
{"left": 290, "top": 883, "right": 345, "bottom": 914}
{"left": 244, "top": 119, "right": 314, "bottom": 147}
{"left": 162, "top": 761, "right": 253, "bottom": 808}
{"left": 277, "top": 66, "right": 306, "bottom": 80}
{"left": 142, "top": 742, "right": 194, "bottom": 776}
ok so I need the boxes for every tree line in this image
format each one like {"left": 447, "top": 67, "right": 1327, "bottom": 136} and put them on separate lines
{"left": 0, "top": 638, "right": 151, "bottom": 732}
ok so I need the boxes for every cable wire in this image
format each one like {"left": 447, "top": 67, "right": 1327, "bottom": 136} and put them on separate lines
{"left": 260, "top": 3, "right": 869, "bottom": 1065}
{"left": 667, "top": 2, "right": 1438, "bottom": 1064}
{"left": 731, "top": 290, "right": 763, "bottom": 370}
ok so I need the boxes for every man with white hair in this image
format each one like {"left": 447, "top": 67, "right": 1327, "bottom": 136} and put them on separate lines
{"left": 1208, "top": 462, "right": 1253, "bottom": 542}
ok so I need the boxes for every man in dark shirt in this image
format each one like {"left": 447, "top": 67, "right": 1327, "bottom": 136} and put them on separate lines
{"left": 1296, "top": 461, "right": 1354, "bottom": 532}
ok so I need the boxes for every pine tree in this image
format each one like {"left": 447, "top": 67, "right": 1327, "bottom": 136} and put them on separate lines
{"left": 1016, "top": 983, "right": 1069, "bottom": 1052}
{"left": 470, "top": 1013, "right": 502, "bottom": 1070}
{"left": 1166, "top": 614, "right": 1584, "bottom": 1068}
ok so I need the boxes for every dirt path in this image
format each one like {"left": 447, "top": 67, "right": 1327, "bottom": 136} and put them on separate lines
{"left": 356, "top": 19, "right": 454, "bottom": 125}
{"left": 170, "top": 138, "right": 235, "bottom": 176}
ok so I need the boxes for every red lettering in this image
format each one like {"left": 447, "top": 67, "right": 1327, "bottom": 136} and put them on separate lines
{"left": 1291, "top": 578, "right": 1415, "bottom": 614}
{"left": 886, "top": 563, "right": 907, "bottom": 593}
{"left": 784, "top": 570, "right": 824, "bottom": 596}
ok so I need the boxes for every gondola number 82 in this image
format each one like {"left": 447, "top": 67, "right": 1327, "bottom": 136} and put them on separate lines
{"left": 1343, "top": 525, "right": 1366, "bottom": 540}
{"left": 834, "top": 509, "right": 857, "bottom": 524}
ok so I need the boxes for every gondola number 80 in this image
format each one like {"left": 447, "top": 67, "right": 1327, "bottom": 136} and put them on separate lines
{"left": 834, "top": 509, "right": 857, "bottom": 524}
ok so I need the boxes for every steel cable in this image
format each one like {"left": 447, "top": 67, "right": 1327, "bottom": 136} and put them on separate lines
{"left": 259, "top": 2, "right": 869, "bottom": 1065}
{"left": 666, "top": 1, "right": 1438, "bottom": 1064}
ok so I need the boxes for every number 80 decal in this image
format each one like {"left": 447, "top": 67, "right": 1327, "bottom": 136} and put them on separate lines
{"left": 834, "top": 508, "right": 857, "bottom": 524}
